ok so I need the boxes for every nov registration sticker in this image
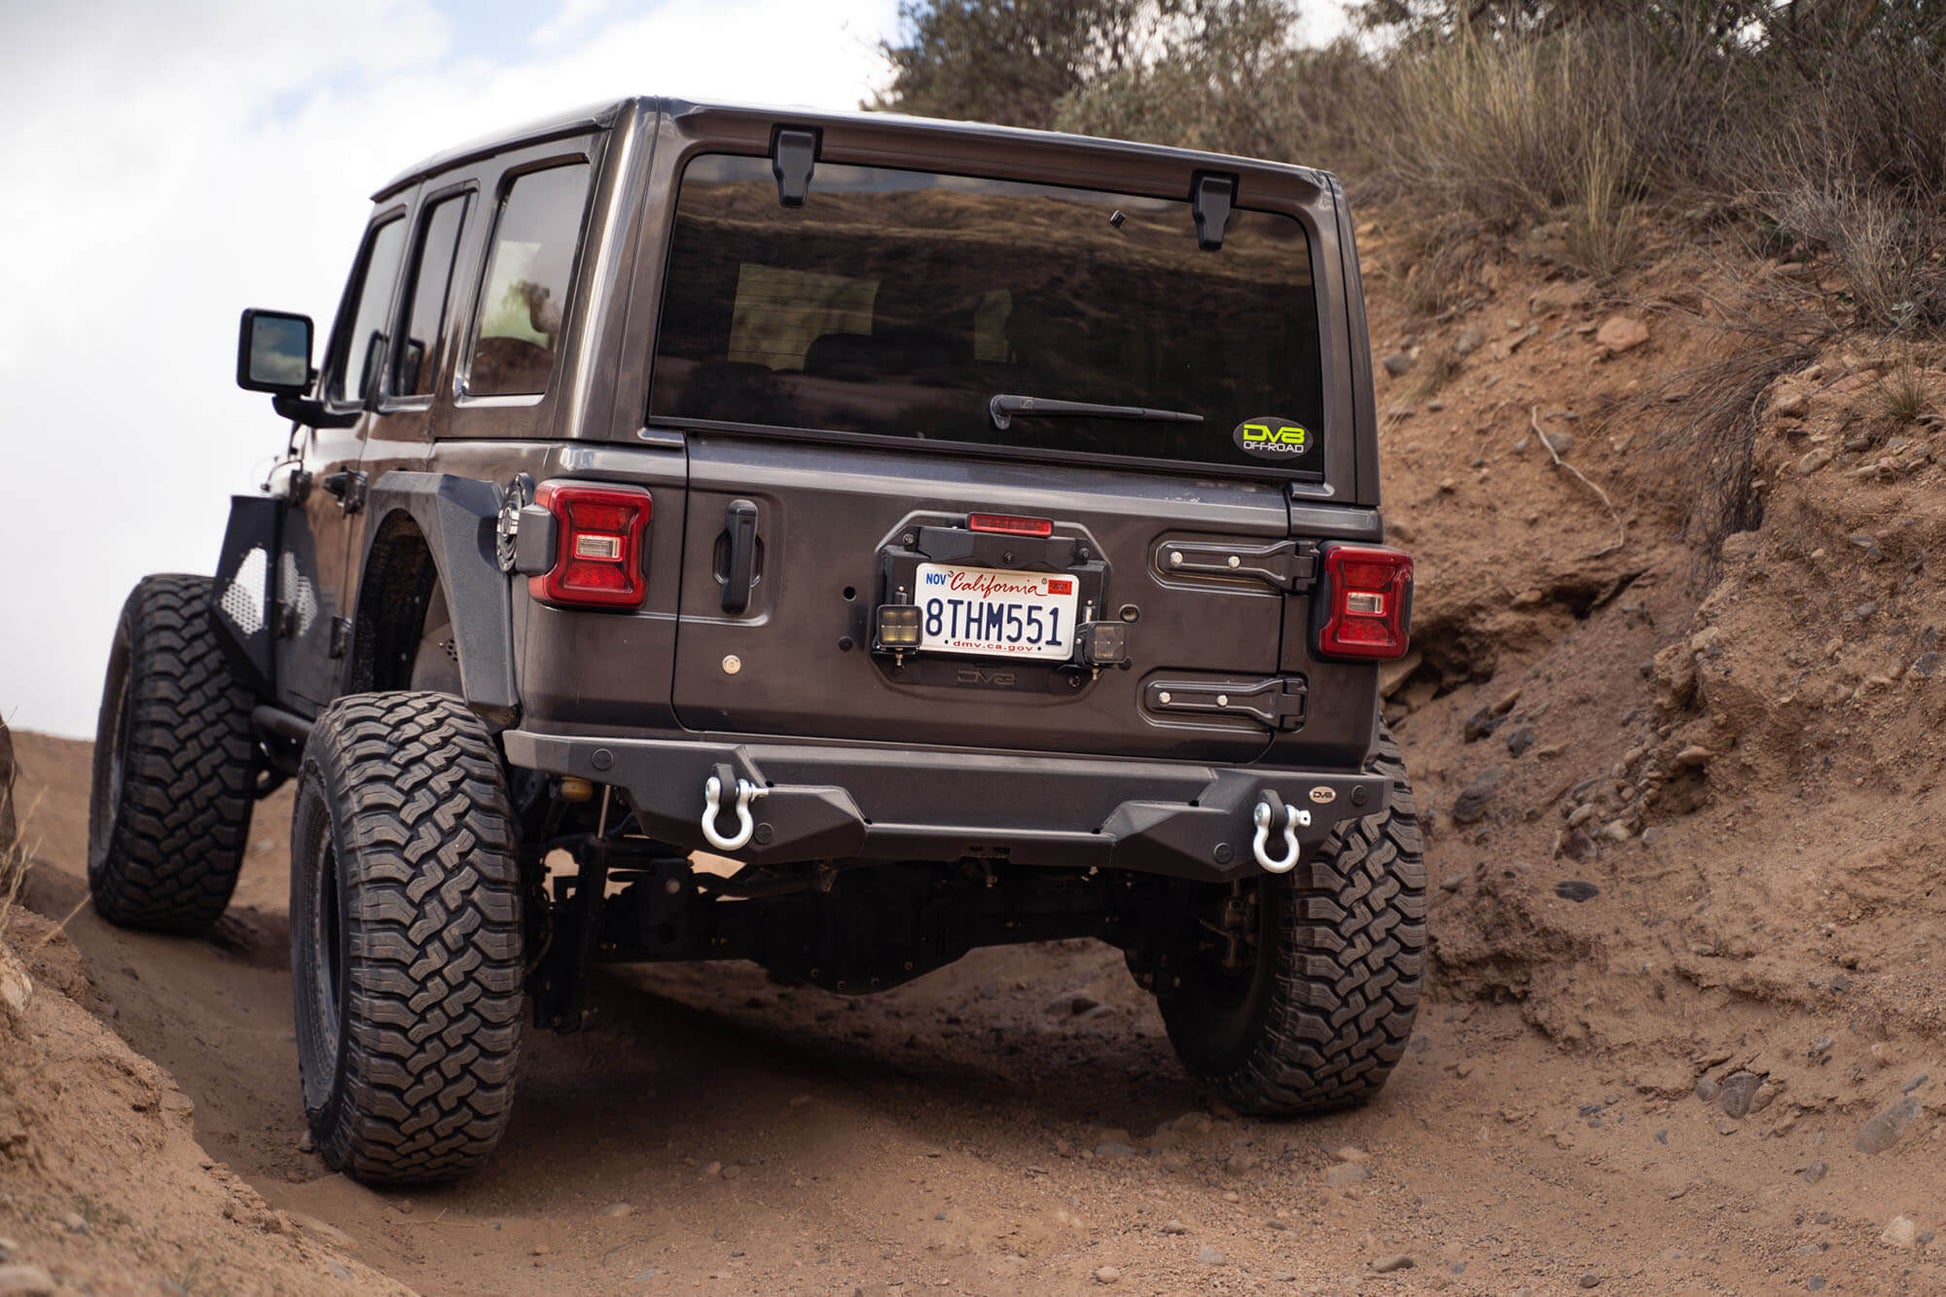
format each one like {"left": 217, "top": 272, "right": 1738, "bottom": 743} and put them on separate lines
{"left": 1233, "top": 415, "right": 1321, "bottom": 466}
{"left": 914, "top": 563, "right": 1079, "bottom": 662}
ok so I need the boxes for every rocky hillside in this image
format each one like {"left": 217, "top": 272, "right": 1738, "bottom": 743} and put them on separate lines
{"left": 1365, "top": 212, "right": 1946, "bottom": 1169}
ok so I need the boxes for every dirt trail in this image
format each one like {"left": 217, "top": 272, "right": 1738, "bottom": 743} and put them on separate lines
{"left": 4, "top": 727, "right": 1929, "bottom": 1297}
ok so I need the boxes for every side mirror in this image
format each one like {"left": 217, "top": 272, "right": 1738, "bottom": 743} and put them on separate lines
{"left": 237, "top": 308, "right": 314, "bottom": 395}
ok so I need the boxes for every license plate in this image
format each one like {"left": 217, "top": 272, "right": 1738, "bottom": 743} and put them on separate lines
{"left": 914, "top": 563, "right": 1078, "bottom": 661}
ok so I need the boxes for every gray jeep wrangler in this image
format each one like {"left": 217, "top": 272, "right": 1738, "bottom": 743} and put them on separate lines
{"left": 87, "top": 97, "right": 1424, "bottom": 1184}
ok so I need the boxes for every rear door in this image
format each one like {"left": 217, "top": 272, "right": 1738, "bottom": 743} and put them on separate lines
{"left": 652, "top": 155, "right": 1330, "bottom": 763}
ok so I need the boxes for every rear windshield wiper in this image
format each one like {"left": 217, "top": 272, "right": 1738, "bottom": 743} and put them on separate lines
{"left": 989, "top": 393, "right": 1204, "bottom": 432}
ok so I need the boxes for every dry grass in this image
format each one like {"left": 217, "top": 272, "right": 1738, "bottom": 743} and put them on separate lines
{"left": 1353, "top": 25, "right": 1672, "bottom": 282}
{"left": 1, "top": 806, "right": 35, "bottom": 942}
{"left": 1757, "top": 177, "right": 1946, "bottom": 334}
{"left": 1561, "top": 127, "right": 1642, "bottom": 282}
{"left": 1362, "top": 30, "right": 1614, "bottom": 226}
{"left": 1060, "top": 10, "right": 1946, "bottom": 333}
{"left": 1877, "top": 348, "right": 1936, "bottom": 426}
{"left": 1706, "top": 16, "right": 1946, "bottom": 335}
{"left": 1355, "top": 16, "right": 1946, "bottom": 320}
{"left": 1640, "top": 318, "right": 1825, "bottom": 571}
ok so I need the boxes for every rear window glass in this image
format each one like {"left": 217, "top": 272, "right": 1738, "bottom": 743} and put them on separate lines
{"left": 651, "top": 155, "right": 1324, "bottom": 472}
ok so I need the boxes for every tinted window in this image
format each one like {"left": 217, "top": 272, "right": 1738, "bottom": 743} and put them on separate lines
{"left": 651, "top": 156, "right": 1323, "bottom": 471}
{"left": 394, "top": 193, "right": 470, "bottom": 398}
{"left": 468, "top": 162, "right": 591, "bottom": 396}
{"left": 329, "top": 216, "right": 408, "bottom": 404}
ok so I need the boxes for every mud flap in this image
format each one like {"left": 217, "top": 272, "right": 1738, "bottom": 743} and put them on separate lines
{"left": 210, "top": 494, "right": 282, "bottom": 697}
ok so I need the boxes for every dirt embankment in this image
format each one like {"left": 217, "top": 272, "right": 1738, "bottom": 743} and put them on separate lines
{"left": 4, "top": 225, "right": 1946, "bottom": 1296}
{"left": 1, "top": 720, "right": 402, "bottom": 1296}
{"left": 0, "top": 910, "right": 407, "bottom": 1297}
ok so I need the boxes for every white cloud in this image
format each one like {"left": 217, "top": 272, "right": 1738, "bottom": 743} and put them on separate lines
{"left": 534, "top": 0, "right": 615, "bottom": 47}
{"left": 0, "top": 0, "right": 896, "bottom": 737}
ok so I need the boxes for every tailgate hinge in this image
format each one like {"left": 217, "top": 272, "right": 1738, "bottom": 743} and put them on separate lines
{"left": 1156, "top": 537, "right": 1317, "bottom": 591}
{"left": 1145, "top": 676, "right": 1308, "bottom": 731}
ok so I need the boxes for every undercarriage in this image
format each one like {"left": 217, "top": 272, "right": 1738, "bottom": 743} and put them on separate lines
{"left": 523, "top": 794, "right": 1207, "bottom": 1029}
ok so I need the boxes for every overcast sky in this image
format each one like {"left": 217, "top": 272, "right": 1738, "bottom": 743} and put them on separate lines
{"left": 0, "top": 0, "right": 1348, "bottom": 739}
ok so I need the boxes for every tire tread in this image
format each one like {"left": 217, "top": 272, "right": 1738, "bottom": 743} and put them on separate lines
{"left": 1177, "top": 725, "right": 1427, "bottom": 1115}
{"left": 297, "top": 691, "right": 522, "bottom": 1184}
{"left": 90, "top": 575, "right": 256, "bottom": 934}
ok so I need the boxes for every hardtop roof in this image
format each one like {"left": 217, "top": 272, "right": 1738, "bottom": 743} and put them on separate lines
{"left": 372, "top": 98, "right": 630, "bottom": 200}
{"left": 373, "top": 96, "right": 1335, "bottom": 203}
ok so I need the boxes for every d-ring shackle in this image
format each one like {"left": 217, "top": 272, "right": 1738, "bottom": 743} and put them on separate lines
{"left": 1251, "top": 797, "right": 1311, "bottom": 873}
{"left": 701, "top": 775, "right": 768, "bottom": 851}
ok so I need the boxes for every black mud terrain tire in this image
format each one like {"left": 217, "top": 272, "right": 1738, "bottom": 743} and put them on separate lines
{"left": 291, "top": 691, "right": 524, "bottom": 1184}
{"left": 1155, "top": 724, "right": 1426, "bottom": 1114}
{"left": 88, "top": 575, "right": 257, "bottom": 934}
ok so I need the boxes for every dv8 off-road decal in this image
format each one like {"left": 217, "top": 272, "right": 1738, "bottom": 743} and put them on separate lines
{"left": 1233, "top": 415, "right": 1320, "bottom": 463}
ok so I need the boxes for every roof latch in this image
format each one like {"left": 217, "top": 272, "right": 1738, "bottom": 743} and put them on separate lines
{"left": 771, "top": 127, "right": 819, "bottom": 207}
{"left": 1191, "top": 172, "right": 1235, "bottom": 251}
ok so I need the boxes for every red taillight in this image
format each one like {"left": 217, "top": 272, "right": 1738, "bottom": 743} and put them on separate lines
{"left": 967, "top": 512, "right": 1054, "bottom": 538}
{"left": 529, "top": 483, "right": 652, "bottom": 609}
{"left": 1316, "top": 543, "right": 1413, "bottom": 661}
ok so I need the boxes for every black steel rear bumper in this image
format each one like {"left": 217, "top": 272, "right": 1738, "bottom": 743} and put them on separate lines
{"left": 501, "top": 729, "right": 1389, "bottom": 883}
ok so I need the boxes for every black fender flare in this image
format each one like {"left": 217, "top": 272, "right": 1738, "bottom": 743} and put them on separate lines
{"left": 210, "top": 493, "right": 284, "bottom": 699}
{"left": 358, "top": 472, "right": 518, "bottom": 728}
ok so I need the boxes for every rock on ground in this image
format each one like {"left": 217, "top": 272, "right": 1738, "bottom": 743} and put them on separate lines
{"left": 1856, "top": 1096, "right": 1920, "bottom": 1154}
{"left": 1596, "top": 315, "right": 1650, "bottom": 352}
{"left": 1452, "top": 766, "right": 1505, "bottom": 824}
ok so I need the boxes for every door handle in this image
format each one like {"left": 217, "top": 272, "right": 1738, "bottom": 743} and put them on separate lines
{"left": 721, "top": 498, "right": 759, "bottom": 613}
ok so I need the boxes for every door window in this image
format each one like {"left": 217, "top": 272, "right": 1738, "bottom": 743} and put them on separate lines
{"left": 326, "top": 216, "right": 408, "bottom": 405}
{"left": 393, "top": 193, "right": 470, "bottom": 398}
{"left": 467, "top": 162, "right": 592, "bottom": 396}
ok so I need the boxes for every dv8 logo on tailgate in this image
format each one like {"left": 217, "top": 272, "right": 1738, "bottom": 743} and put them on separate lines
{"left": 1233, "top": 414, "right": 1320, "bottom": 464}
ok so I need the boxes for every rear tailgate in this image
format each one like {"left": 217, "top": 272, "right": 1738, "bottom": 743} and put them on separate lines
{"left": 672, "top": 436, "right": 1292, "bottom": 761}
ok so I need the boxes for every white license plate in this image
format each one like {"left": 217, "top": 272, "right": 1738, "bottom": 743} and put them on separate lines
{"left": 914, "top": 563, "right": 1079, "bottom": 661}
